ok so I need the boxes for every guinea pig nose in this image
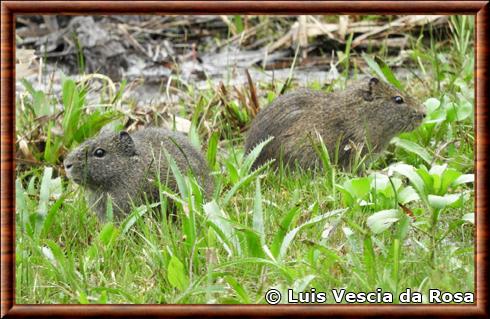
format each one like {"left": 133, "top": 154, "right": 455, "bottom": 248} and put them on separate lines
{"left": 416, "top": 110, "right": 426, "bottom": 119}
{"left": 64, "top": 160, "right": 73, "bottom": 170}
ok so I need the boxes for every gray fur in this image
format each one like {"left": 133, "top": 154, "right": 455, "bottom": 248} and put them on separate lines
{"left": 64, "top": 127, "right": 213, "bottom": 219}
{"left": 245, "top": 78, "right": 426, "bottom": 171}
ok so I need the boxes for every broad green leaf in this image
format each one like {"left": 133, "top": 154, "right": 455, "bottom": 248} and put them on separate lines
{"left": 337, "top": 185, "right": 354, "bottom": 206}
{"left": 370, "top": 173, "right": 390, "bottom": 192}
{"left": 424, "top": 97, "right": 441, "bottom": 113}
{"left": 416, "top": 166, "right": 434, "bottom": 194}
{"left": 455, "top": 99, "right": 473, "bottom": 121}
{"left": 98, "top": 223, "right": 118, "bottom": 247}
{"left": 424, "top": 108, "right": 447, "bottom": 124}
{"left": 343, "top": 177, "right": 371, "bottom": 200}
{"left": 167, "top": 255, "right": 189, "bottom": 291}
{"left": 395, "top": 214, "right": 411, "bottom": 241}
{"left": 430, "top": 167, "right": 445, "bottom": 195}
{"left": 428, "top": 194, "right": 462, "bottom": 209}
{"left": 391, "top": 137, "right": 432, "bottom": 165}
{"left": 429, "top": 163, "right": 447, "bottom": 176}
{"left": 370, "top": 173, "right": 402, "bottom": 198}
{"left": 444, "top": 100, "right": 472, "bottom": 122}
{"left": 388, "top": 163, "right": 426, "bottom": 198}
{"left": 398, "top": 186, "right": 420, "bottom": 204}
{"left": 439, "top": 168, "right": 462, "bottom": 195}
{"left": 453, "top": 174, "right": 474, "bottom": 186}
{"left": 366, "top": 209, "right": 400, "bottom": 234}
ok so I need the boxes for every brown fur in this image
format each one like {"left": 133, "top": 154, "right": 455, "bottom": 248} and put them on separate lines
{"left": 245, "top": 77, "right": 426, "bottom": 171}
{"left": 64, "top": 127, "right": 213, "bottom": 219}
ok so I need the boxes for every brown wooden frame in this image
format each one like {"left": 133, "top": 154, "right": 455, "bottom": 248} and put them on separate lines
{"left": 1, "top": 1, "right": 488, "bottom": 318}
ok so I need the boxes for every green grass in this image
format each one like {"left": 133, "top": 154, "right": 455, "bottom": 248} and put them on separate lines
{"left": 15, "top": 16, "right": 475, "bottom": 304}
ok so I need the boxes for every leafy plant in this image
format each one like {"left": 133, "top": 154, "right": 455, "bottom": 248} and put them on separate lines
{"left": 17, "top": 76, "right": 122, "bottom": 165}
{"left": 388, "top": 162, "right": 473, "bottom": 264}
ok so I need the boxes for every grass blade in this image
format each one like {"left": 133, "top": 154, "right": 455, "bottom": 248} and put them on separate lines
{"left": 253, "top": 179, "right": 265, "bottom": 245}
{"left": 391, "top": 137, "right": 432, "bottom": 165}
{"left": 363, "top": 235, "right": 377, "bottom": 287}
{"left": 278, "top": 209, "right": 345, "bottom": 261}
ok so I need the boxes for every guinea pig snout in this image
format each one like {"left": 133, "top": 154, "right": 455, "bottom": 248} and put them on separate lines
{"left": 413, "top": 108, "right": 426, "bottom": 121}
{"left": 63, "top": 151, "right": 82, "bottom": 177}
{"left": 63, "top": 158, "right": 74, "bottom": 177}
{"left": 64, "top": 160, "right": 73, "bottom": 170}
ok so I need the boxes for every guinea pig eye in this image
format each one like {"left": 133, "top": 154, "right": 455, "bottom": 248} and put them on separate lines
{"left": 93, "top": 148, "right": 106, "bottom": 158}
{"left": 393, "top": 96, "right": 404, "bottom": 104}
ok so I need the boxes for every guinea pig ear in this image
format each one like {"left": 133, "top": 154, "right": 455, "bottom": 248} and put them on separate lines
{"left": 118, "top": 131, "right": 137, "bottom": 156}
{"left": 361, "top": 77, "right": 379, "bottom": 101}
